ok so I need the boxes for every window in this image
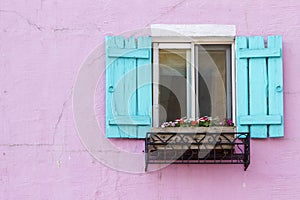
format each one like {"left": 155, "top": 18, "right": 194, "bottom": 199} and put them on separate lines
{"left": 153, "top": 43, "right": 232, "bottom": 127}
{"left": 105, "top": 25, "right": 284, "bottom": 138}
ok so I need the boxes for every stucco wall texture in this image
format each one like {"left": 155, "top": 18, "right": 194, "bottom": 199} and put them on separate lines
{"left": 1, "top": 0, "right": 300, "bottom": 199}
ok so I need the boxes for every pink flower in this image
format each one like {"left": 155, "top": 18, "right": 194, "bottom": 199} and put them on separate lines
{"left": 227, "top": 119, "right": 233, "bottom": 126}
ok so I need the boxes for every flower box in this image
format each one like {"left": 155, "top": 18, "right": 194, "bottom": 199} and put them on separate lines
{"left": 148, "top": 126, "right": 237, "bottom": 151}
{"left": 145, "top": 129, "right": 250, "bottom": 171}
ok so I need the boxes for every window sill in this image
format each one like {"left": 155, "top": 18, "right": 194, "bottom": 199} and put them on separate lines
{"left": 150, "top": 126, "right": 236, "bottom": 133}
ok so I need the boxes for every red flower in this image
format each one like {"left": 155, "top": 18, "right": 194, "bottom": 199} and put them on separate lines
{"left": 191, "top": 121, "right": 197, "bottom": 125}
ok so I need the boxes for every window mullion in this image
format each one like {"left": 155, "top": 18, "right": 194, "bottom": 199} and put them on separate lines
{"left": 186, "top": 49, "right": 191, "bottom": 120}
{"left": 231, "top": 43, "right": 236, "bottom": 124}
{"left": 190, "top": 44, "right": 196, "bottom": 120}
{"left": 194, "top": 45, "right": 199, "bottom": 119}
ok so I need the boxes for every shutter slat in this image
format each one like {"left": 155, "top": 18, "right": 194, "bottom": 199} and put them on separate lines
{"left": 239, "top": 115, "right": 282, "bottom": 125}
{"left": 106, "top": 36, "right": 120, "bottom": 137}
{"left": 113, "top": 36, "right": 127, "bottom": 137}
{"left": 248, "top": 36, "right": 268, "bottom": 138}
{"left": 107, "top": 48, "right": 149, "bottom": 58}
{"left": 236, "top": 37, "right": 249, "bottom": 133}
{"left": 122, "top": 37, "right": 138, "bottom": 138}
{"left": 109, "top": 116, "right": 151, "bottom": 125}
{"left": 137, "top": 37, "right": 152, "bottom": 138}
{"left": 238, "top": 48, "right": 281, "bottom": 58}
{"left": 268, "top": 36, "right": 284, "bottom": 137}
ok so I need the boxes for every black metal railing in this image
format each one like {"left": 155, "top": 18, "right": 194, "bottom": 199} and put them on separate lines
{"left": 145, "top": 132, "right": 250, "bottom": 171}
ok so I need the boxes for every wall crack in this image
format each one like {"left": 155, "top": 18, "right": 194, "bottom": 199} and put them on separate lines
{"left": 0, "top": 9, "right": 44, "bottom": 31}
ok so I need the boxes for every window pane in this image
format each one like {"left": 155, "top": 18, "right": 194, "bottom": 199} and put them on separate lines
{"left": 159, "top": 49, "right": 187, "bottom": 124}
{"left": 196, "top": 45, "right": 231, "bottom": 118}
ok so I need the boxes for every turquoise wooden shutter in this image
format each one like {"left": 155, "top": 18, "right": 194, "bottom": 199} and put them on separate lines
{"left": 105, "top": 36, "right": 152, "bottom": 138}
{"left": 236, "top": 36, "right": 284, "bottom": 138}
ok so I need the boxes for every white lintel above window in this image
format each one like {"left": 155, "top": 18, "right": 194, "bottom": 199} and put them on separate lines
{"left": 151, "top": 24, "right": 236, "bottom": 43}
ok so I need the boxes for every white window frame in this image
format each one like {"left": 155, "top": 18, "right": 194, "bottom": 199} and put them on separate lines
{"left": 151, "top": 24, "right": 236, "bottom": 127}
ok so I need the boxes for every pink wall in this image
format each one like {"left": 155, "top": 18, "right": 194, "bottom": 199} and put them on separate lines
{"left": 1, "top": 0, "right": 300, "bottom": 199}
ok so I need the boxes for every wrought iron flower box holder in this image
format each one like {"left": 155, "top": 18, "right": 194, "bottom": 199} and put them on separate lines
{"left": 145, "top": 131, "right": 250, "bottom": 171}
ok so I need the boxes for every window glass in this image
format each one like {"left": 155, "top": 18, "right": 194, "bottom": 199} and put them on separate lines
{"left": 196, "top": 45, "right": 231, "bottom": 118}
{"left": 159, "top": 49, "right": 188, "bottom": 124}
